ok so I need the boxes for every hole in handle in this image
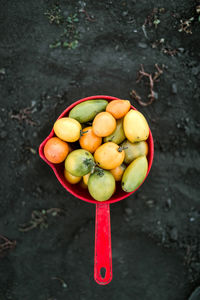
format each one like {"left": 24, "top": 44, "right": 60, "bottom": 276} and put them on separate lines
{"left": 100, "top": 267, "right": 106, "bottom": 279}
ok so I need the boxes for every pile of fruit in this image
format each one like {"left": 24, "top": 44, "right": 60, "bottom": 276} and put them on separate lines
{"left": 44, "top": 99, "right": 150, "bottom": 201}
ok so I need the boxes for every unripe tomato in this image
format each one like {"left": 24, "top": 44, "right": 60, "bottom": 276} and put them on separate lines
{"left": 65, "top": 149, "right": 94, "bottom": 177}
{"left": 92, "top": 112, "right": 116, "bottom": 137}
{"left": 88, "top": 168, "right": 115, "bottom": 201}
{"left": 44, "top": 137, "right": 69, "bottom": 164}
{"left": 94, "top": 142, "right": 125, "bottom": 169}
{"left": 79, "top": 127, "right": 102, "bottom": 153}
{"left": 106, "top": 99, "right": 130, "bottom": 119}
{"left": 122, "top": 156, "right": 148, "bottom": 192}
{"left": 54, "top": 117, "right": 82, "bottom": 142}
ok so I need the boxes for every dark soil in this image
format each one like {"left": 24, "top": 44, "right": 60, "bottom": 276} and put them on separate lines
{"left": 0, "top": 0, "right": 200, "bottom": 299}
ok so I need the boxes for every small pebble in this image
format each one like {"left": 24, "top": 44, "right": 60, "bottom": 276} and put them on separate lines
{"left": 166, "top": 198, "right": 172, "bottom": 209}
{"left": 146, "top": 199, "right": 155, "bottom": 207}
{"left": 138, "top": 42, "right": 148, "bottom": 49}
{"left": 122, "top": 11, "right": 128, "bottom": 16}
{"left": 0, "top": 130, "right": 7, "bottom": 139}
{"left": 192, "top": 67, "right": 200, "bottom": 76}
{"left": 178, "top": 47, "right": 184, "bottom": 53}
{"left": 124, "top": 207, "right": 132, "bottom": 216}
{"left": 172, "top": 83, "right": 177, "bottom": 94}
{"left": 188, "top": 286, "right": 200, "bottom": 300}
{"left": 169, "top": 227, "right": 178, "bottom": 241}
{"left": 0, "top": 68, "right": 6, "bottom": 75}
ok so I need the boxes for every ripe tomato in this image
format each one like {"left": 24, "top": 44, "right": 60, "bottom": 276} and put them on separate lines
{"left": 110, "top": 164, "right": 126, "bottom": 181}
{"left": 44, "top": 137, "right": 69, "bottom": 164}
{"left": 79, "top": 127, "right": 102, "bottom": 153}
{"left": 92, "top": 112, "right": 116, "bottom": 137}
{"left": 54, "top": 117, "right": 82, "bottom": 142}
{"left": 106, "top": 99, "right": 130, "bottom": 119}
{"left": 64, "top": 169, "right": 81, "bottom": 184}
{"left": 94, "top": 142, "right": 125, "bottom": 169}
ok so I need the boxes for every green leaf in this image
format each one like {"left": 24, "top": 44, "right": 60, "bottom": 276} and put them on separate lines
{"left": 70, "top": 40, "right": 78, "bottom": 49}
{"left": 49, "top": 41, "right": 61, "bottom": 49}
{"left": 63, "top": 41, "right": 69, "bottom": 47}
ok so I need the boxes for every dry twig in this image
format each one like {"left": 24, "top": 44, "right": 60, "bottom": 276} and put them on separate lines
{"left": 80, "top": 9, "right": 95, "bottom": 22}
{"left": 52, "top": 276, "right": 68, "bottom": 288}
{"left": 19, "top": 208, "right": 65, "bottom": 232}
{"left": 130, "top": 64, "right": 163, "bottom": 106}
{"left": 0, "top": 235, "right": 16, "bottom": 256}
{"left": 179, "top": 17, "right": 194, "bottom": 34}
{"left": 10, "top": 107, "right": 37, "bottom": 126}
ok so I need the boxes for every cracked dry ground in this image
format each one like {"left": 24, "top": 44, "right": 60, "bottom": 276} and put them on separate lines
{"left": 0, "top": 0, "right": 200, "bottom": 299}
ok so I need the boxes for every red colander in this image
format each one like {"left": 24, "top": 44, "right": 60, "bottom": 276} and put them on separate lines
{"left": 39, "top": 95, "right": 154, "bottom": 285}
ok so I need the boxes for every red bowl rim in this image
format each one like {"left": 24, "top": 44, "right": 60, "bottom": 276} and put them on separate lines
{"left": 39, "top": 95, "right": 154, "bottom": 204}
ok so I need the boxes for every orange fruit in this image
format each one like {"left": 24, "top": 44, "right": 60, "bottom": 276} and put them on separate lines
{"left": 79, "top": 127, "right": 102, "bottom": 153}
{"left": 110, "top": 164, "right": 126, "bottom": 181}
{"left": 92, "top": 112, "right": 116, "bottom": 137}
{"left": 44, "top": 137, "right": 69, "bottom": 164}
{"left": 106, "top": 100, "right": 131, "bottom": 119}
{"left": 64, "top": 169, "right": 81, "bottom": 184}
{"left": 94, "top": 142, "right": 125, "bottom": 169}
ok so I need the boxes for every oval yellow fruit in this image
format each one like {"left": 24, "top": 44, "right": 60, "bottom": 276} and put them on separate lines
{"left": 83, "top": 173, "right": 91, "bottom": 186}
{"left": 54, "top": 117, "right": 82, "bottom": 142}
{"left": 123, "top": 110, "right": 149, "bottom": 143}
{"left": 121, "top": 156, "right": 148, "bottom": 192}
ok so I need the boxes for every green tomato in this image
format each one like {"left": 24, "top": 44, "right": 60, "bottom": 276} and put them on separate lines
{"left": 65, "top": 149, "right": 94, "bottom": 177}
{"left": 122, "top": 156, "right": 148, "bottom": 192}
{"left": 88, "top": 168, "right": 115, "bottom": 201}
{"left": 104, "top": 118, "right": 126, "bottom": 144}
{"left": 122, "top": 140, "right": 148, "bottom": 164}
{"left": 69, "top": 100, "right": 108, "bottom": 123}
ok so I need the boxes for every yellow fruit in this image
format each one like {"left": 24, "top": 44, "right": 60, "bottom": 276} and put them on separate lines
{"left": 54, "top": 117, "right": 82, "bottom": 142}
{"left": 122, "top": 156, "right": 148, "bottom": 192}
{"left": 123, "top": 110, "right": 149, "bottom": 143}
{"left": 83, "top": 173, "right": 91, "bottom": 186}
{"left": 64, "top": 169, "right": 81, "bottom": 184}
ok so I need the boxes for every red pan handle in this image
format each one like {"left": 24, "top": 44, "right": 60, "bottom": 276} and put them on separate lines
{"left": 94, "top": 202, "right": 112, "bottom": 285}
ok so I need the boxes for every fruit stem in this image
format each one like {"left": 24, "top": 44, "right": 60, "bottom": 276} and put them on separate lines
{"left": 118, "top": 146, "right": 128, "bottom": 152}
{"left": 80, "top": 129, "right": 89, "bottom": 136}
